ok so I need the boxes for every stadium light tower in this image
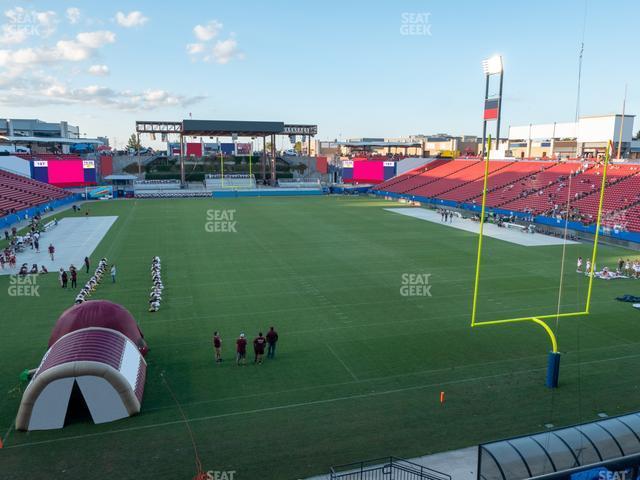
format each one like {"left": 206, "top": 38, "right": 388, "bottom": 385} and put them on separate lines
{"left": 481, "top": 55, "right": 504, "bottom": 154}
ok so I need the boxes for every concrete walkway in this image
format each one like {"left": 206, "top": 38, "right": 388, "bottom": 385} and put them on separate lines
{"left": 385, "top": 207, "right": 578, "bottom": 247}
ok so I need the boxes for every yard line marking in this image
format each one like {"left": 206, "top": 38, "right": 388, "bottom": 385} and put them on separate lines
{"left": 326, "top": 344, "right": 358, "bottom": 381}
{"left": 6, "top": 351, "right": 640, "bottom": 450}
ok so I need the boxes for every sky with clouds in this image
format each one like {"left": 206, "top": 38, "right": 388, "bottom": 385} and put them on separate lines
{"left": 0, "top": 0, "right": 638, "bottom": 148}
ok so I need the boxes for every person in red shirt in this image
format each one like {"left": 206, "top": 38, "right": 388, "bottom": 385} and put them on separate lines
{"left": 266, "top": 326, "right": 278, "bottom": 359}
{"left": 253, "top": 332, "right": 266, "bottom": 364}
{"left": 236, "top": 333, "right": 247, "bottom": 366}
{"left": 48, "top": 244, "right": 55, "bottom": 261}
{"left": 213, "top": 331, "right": 222, "bottom": 364}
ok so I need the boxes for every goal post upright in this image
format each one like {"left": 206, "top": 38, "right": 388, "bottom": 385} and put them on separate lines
{"left": 469, "top": 137, "right": 612, "bottom": 383}
{"left": 470, "top": 135, "right": 492, "bottom": 327}
{"left": 584, "top": 141, "right": 612, "bottom": 314}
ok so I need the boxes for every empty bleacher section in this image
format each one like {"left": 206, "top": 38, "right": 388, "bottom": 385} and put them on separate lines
{"left": 134, "top": 179, "right": 181, "bottom": 191}
{"left": 204, "top": 174, "right": 256, "bottom": 190}
{"left": 374, "top": 158, "right": 640, "bottom": 233}
{"left": 133, "top": 179, "right": 191, "bottom": 198}
{"left": 278, "top": 178, "right": 321, "bottom": 189}
{"left": 0, "top": 168, "right": 71, "bottom": 216}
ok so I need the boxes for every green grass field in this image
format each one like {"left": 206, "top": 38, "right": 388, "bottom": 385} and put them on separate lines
{"left": 2, "top": 196, "right": 640, "bottom": 480}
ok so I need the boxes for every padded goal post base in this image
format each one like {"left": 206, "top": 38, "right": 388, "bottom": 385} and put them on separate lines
{"left": 546, "top": 352, "right": 561, "bottom": 388}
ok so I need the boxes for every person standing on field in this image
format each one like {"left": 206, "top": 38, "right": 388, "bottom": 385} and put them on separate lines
{"left": 84, "top": 256, "right": 90, "bottom": 273}
{"left": 213, "top": 331, "right": 222, "bottom": 363}
{"left": 253, "top": 332, "right": 266, "bottom": 364}
{"left": 111, "top": 264, "right": 117, "bottom": 283}
{"left": 70, "top": 267, "right": 77, "bottom": 288}
{"left": 236, "top": 333, "right": 247, "bottom": 366}
{"left": 266, "top": 326, "right": 278, "bottom": 359}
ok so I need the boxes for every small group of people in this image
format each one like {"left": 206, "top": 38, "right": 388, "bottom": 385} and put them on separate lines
{"left": 577, "top": 256, "right": 640, "bottom": 279}
{"left": 18, "top": 263, "right": 48, "bottom": 275}
{"left": 438, "top": 209, "right": 455, "bottom": 223}
{"left": 0, "top": 247, "right": 17, "bottom": 269}
{"left": 149, "top": 256, "right": 163, "bottom": 312}
{"left": 212, "top": 327, "right": 279, "bottom": 366}
{"left": 74, "top": 257, "right": 109, "bottom": 304}
{"left": 58, "top": 264, "right": 78, "bottom": 288}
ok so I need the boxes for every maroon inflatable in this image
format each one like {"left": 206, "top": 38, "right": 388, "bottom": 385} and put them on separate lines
{"left": 49, "top": 300, "right": 148, "bottom": 356}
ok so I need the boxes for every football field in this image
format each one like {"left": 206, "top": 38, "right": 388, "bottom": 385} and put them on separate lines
{"left": 2, "top": 196, "right": 640, "bottom": 479}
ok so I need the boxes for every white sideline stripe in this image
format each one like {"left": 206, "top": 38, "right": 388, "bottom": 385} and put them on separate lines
{"left": 6, "top": 352, "right": 640, "bottom": 450}
{"left": 385, "top": 208, "right": 578, "bottom": 247}
{"left": 326, "top": 344, "right": 359, "bottom": 381}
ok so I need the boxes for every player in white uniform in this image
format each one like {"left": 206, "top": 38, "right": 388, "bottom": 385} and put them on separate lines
{"left": 577, "top": 257, "right": 583, "bottom": 273}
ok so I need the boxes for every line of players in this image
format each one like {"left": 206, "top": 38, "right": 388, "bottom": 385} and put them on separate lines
{"left": 577, "top": 256, "right": 640, "bottom": 278}
{"left": 74, "top": 258, "right": 109, "bottom": 305}
{"left": 212, "top": 328, "right": 279, "bottom": 366}
{"left": 149, "top": 256, "right": 163, "bottom": 312}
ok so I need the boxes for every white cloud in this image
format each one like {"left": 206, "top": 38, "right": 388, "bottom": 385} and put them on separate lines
{"left": 0, "top": 24, "right": 28, "bottom": 45}
{"left": 0, "top": 30, "right": 116, "bottom": 68}
{"left": 187, "top": 20, "right": 241, "bottom": 64}
{"left": 0, "top": 70, "right": 206, "bottom": 111}
{"left": 193, "top": 20, "right": 222, "bottom": 41}
{"left": 76, "top": 30, "right": 116, "bottom": 48}
{"left": 186, "top": 43, "right": 205, "bottom": 55}
{"left": 66, "top": 7, "right": 80, "bottom": 25}
{"left": 88, "top": 64, "right": 109, "bottom": 76}
{"left": 206, "top": 39, "right": 242, "bottom": 64}
{"left": 34, "top": 10, "right": 57, "bottom": 37}
{"left": 115, "top": 11, "right": 148, "bottom": 28}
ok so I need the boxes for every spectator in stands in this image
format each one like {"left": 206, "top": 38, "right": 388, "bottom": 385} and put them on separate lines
{"left": 213, "top": 332, "right": 222, "bottom": 364}
{"left": 253, "top": 332, "right": 266, "bottom": 365}
{"left": 84, "top": 256, "right": 90, "bottom": 273}
{"left": 266, "top": 326, "right": 279, "bottom": 359}
{"left": 3, "top": 230, "right": 8, "bottom": 241}
{"left": 236, "top": 333, "right": 247, "bottom": 366}
{"left": 48, "top": 244, "right": 55, "bottom": 261}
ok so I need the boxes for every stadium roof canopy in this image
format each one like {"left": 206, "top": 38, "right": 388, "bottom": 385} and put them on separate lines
{"left": 338, "top": 140, "right": 422, "bottom": 147}
{"left": 0, "top": 135, "right": 103, "bottom": 145}
{"left": 478, "top": 411, "right": 640, "bottom": 480}
{"left": 136, "top": 120, "right": 318, "bottom": 137}
{"left": 182, "top": 120, "right": 285, "bottom": 137}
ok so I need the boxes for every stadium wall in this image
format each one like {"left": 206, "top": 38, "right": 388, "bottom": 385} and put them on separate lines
{"left": 212, "top": 188, "right": 323, "bottom": 198}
